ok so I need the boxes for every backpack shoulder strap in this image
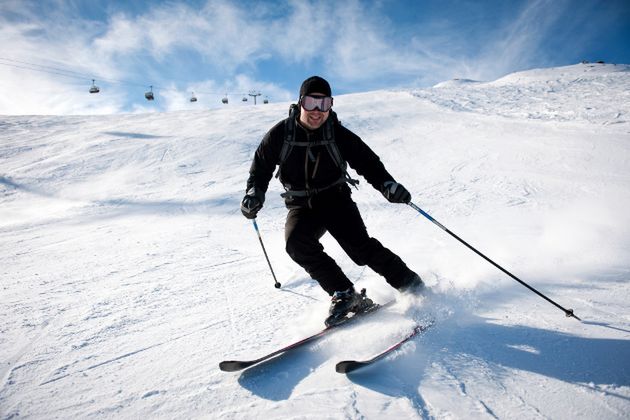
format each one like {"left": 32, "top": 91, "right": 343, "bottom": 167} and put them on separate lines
{"left": 275, "top": 104, "right": 299, "bottom": 179}
{"left": 323, "top": 111, "right": 360, "bottom": 188}
{"left": 322, "top": 111, "right": 344, "bottom": 169}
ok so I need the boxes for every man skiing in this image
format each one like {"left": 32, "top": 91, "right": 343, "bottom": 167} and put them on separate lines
{"left": 241, "top": 76, "right": 423, "bottom": 326}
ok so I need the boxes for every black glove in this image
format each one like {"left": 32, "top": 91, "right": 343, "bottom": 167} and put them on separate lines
{"left": 381, "top": 181, "right": 411, "bottom": 204}
{"left": 240, "top": 187, "right": 265, "bottom": 219}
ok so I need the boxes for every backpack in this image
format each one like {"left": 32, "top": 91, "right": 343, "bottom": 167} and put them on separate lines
{"left": 276, "top": 104, "right": 359, "bottom": 198}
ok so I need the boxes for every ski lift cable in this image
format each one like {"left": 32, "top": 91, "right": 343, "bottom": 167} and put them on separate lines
{"left": 0, "top": 57, "right": 160, "bottom": 90}
{"left": 0, "top": 57, "right": 97, "bottom": 79}
{"left": 0, "top": 56, "right": 262, "bottom": 98}
{"left": 0, "top": 60, "right": 94, "bottom": 82}
{"left": 0, "top": 58, "right": 148, "bottom": 90}
{"left": 0, "top": 57, "right": 175, "bottom": 91}
{"left": 0, "top": 59, "right": 254, "bottom": 98}
{"left": 0, "top": 57, "right": 140, "bottom": 90}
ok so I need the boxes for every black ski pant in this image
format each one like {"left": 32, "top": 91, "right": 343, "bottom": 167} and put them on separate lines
{"left": 284, "top": 188, "right": 413, "bottom": 296}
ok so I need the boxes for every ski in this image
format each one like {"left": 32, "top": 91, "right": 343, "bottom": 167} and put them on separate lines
{"left": 335, "top": 320, "right": 434, "bottom": 374}
{"left": 219, "top": 300, "right": 395, "bottom": 372}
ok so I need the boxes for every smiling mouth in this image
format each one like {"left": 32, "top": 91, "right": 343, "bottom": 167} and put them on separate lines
{"left": 301, "top": 110, "right": 326, "bottom": 129}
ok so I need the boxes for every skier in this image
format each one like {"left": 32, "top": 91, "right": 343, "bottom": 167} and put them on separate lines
{"left": 241, "top": 76, "right": 423, "bottom": 326}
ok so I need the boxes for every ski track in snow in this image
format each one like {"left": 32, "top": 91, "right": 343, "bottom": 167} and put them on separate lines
{"left": 1, "top": 63, "right": 630, "bottom": 419}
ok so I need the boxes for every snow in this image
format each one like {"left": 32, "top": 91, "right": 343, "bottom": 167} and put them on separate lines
{"left": 1, "top": 62, "right": 630, "bottom": 419}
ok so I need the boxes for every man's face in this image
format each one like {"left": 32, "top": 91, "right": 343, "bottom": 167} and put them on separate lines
{"left": 299, "top": 93, "right": 331, "bottom": 130}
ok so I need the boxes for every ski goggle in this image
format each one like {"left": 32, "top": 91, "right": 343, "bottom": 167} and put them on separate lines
{"left": 300, "top": 95, "right": 333, "bottom": 112}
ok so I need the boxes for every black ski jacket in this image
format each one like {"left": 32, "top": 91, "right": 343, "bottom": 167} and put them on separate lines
{"left": 246, "top": 113, "right": 395, "bottom": 208}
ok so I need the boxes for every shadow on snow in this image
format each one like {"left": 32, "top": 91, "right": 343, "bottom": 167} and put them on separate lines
{"left": 236, "top": 314, "right": 630, "bottom": 406}
{"left": 236, "top": 346, "right": 329, "bottom": 401}
{"left": 102, "top": 131, "right": 169, "bottom": 139}
{"left": 345, "top": 316, "right": 630, "bottom": 408}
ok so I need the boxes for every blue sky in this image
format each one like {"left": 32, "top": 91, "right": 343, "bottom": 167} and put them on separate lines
{"left": 0, "top": 0, "right": 629, "bottom": 114}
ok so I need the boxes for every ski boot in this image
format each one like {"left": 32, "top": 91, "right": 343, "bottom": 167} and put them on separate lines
{"left": 325, "top": 287, "right": 376, "bottom": 327}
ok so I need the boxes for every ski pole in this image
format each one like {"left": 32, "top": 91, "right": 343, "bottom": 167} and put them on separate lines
{"left": 252, "top": 219, "right": 281, "bottom": 289}
{"left": 408, "top": 202, "right": 580, "bottom": 321}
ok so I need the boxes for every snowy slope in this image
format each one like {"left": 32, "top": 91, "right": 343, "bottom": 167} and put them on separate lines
{"left": 423, "top": 62, "right": 630, "bottom": 124}
{"left": 1, "top": 62, "right": 630, "bottom": 419}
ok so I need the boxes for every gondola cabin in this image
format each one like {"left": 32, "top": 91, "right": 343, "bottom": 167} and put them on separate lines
{"left": 145, "top": 86, "right": 154, "bottom": 101}
{"left": 89, "top": 80, "right": 100, "bottom": 94}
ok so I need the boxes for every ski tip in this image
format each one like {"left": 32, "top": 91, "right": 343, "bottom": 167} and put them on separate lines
{"left": 335, "top": 360, "right": 367, "bottom": 374}
{"left": 219, "top": 360, "right": 251, "bottom": 372}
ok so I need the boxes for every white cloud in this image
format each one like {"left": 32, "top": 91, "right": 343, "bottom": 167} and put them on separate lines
{"left": 0, "top": 2, "right": 131, "bottom": 114}
{"left": 0, "top": 61, "right": 125, "bottom": 115}
{"left": 93, "top": 1, "right": 268, "bottom": 71}
{"left": 269, "top": 0, "right": 331, "bottom": 64}
{"left": 93, "top": 13, "right": 144, "bottom": 57}
{"left": 0, "top": 0, "right": 596, "bottom": 115}
{"left": 460, "top": 0, "right": 573, "bottom": 82}
{"left": 0, "top": 0, "right": 305, "bottom": 114}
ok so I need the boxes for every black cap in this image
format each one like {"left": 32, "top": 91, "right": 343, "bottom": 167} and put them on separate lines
{"left": 299, "top": 76, "right": 332, "bottom": 98}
